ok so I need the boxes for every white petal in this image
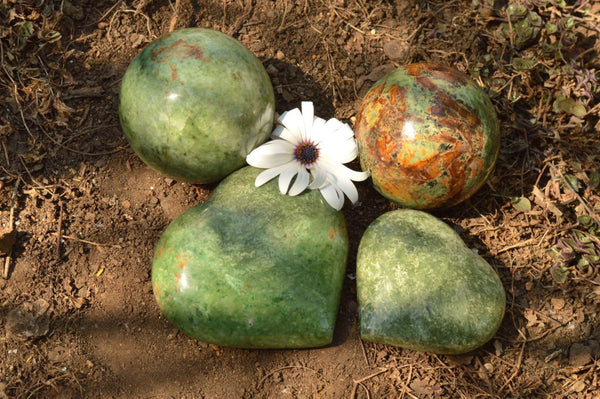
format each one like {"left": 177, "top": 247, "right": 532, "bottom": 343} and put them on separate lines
{"left": 249, "top": 139, "right": 294, "bottom": 156}
{"left": 288, "top": 167, "right": 310, "bottom": 196}
{"left": 310, "top": 117, "right": 328, "bottom": 145}
{"left": 247, "top": 141, "right": 294, "bottom": 168}
{"left": 254, "top": 165, "right": 286, "bottom": 187}
{"left": 325, "top": 118, "right": 354, "bottom": 139}
{"left": 337, "top": 164, "right": 370, "bottom": 182}
{"left": 331, "top": 174, "right": 359, "bottom": 204}
{"left": 308, "top": 168, "right": 328, "bottom": 189}
{"left": 279, "top": 108, "right": 304, "bottom": 140}
{"left": 319, "top": 138, "right": 358, "bottom": 163}
{"left": 320, "top": 184, "right": 344, "bottom": 211}
{"left": 323, "top": 159, "right": 368, "bottom": 181}
{"left": 273, "top": 124, "right": 302, "bottom": 143}
{"left": 271, "top": 124, "right": 286, "bottom": 139}
{"left": 301, "top": 102, "right": 315, "bottom": 138}
{"left": 278, "top": 164, "right": 300, "bottom": 194}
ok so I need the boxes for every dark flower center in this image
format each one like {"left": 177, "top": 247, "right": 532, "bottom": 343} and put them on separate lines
{"left": 295, "top": 141, "right": 319, "bottom": 165}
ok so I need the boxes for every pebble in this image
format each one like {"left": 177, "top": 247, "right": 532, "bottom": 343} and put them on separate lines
{"left": 383, "top": 40, "right": 409, "bottom": 60}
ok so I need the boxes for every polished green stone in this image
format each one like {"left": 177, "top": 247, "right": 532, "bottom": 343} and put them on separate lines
{"left": 357, "top": 209, "right": 505, "bottom": 354}
{"left": 354, "top": 63, "right": 500, "bottom": 209}
{"left": 152, "top": 167, "right": 348, "bottom": 348}
{"left": 119, "top": 28, "right": 275, "bottom": 183}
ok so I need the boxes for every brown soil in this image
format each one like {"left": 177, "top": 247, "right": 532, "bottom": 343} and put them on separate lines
{"left": 1, "top": 1, "right": 600, "bottom": 398}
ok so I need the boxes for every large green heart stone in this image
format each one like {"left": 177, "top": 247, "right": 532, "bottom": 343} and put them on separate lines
{"left": 357, "top": 209, "right": 505, "bottom": 354}
{"left": 152, "top": 167, "right": 348, "bottom": 348}
{"left": 119, "top": 28, "right": 275, "bottom": 183}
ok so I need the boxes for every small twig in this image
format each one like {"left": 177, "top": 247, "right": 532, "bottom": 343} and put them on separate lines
{"left": 97, "top": 0, "right": 123, "bottom": 23}
{"left": 0, "top": 40, "right": 15, "bottom": 84}
{"left": 350, "top": 368, "right": 389, "bottom": 399}
{"left": 354, "top": 382, "right": 371, "bottom": 399}
{"left": 48, "top": 248, "right": 74, "bottom": 269}
{"left": 7, "top": 178, "right": 19, "bottom": 231}
{"left": 1, "top": 140, "right": 9, "bottom": 167}
{"left": 168, "top": 0, "right": 181, "bottom": 32}
{"left": 17, "top": 98, "right": 34, "bottom": 139}
{"left": 257, "top": 365, "right": 318, "bottom": 390}
{"left": 52, "top": 233, "right": 116, "bottom": 248}
{"left": 496, "top": 238, "right": 537, "bottom": 254}
{"left": 399, "top": 364, "right": 418, "bottom": 399}
{"left": 277, "top": 1, "right": 289, "bottom": 32}
{"left": 498, "top": 341, "right": 526, "bottom": 394}
{"left": 3, "top": 177, "right": 21, "bottom": 279}
{"left": 359, "top": 338, "right": 370, "bottom": 366}
{"left": 38, "top": 122, "right": 125, "bottom": 156}
{"left": 18, "top": 156, "right": 54, "bottom": 197}
{"left": 56, "top": 201, "right": 64, "bottom": 259}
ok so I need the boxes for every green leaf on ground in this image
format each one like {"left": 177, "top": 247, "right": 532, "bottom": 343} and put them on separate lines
{"left": 550, "top": 264, "right": 569, "bottom": 284}
{"left": 511, "top": 197, "right": 531, "bottom": 212}
{"left": 553, "top": 95, "right": 587, "bottom": 117}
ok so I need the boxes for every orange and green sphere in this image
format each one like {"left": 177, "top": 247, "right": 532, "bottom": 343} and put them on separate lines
{"left": 354, "top": 64, "right": 500, "bottom": 209}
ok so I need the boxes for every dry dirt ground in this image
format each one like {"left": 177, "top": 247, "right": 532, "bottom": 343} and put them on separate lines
{"left": 1, "top": 0, "right": 600, "bottom": 398}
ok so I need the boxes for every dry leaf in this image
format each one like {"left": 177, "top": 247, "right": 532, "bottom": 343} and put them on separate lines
{"left": 71, "top": 296, "right": 87, "bottom": 309}
{"left": 569, "top": 343, "right": 593, "bottom": 367}
{"left": 571, "top": 379, "right": 587, "bottom": 393}
{"left": 550, "top": 297, "right": 565, "bottom": 310}
{"left": 409, "top": 378, "right": 443, "bottom": 396}
{"left": 523, "top": 308, "right": 538, "bottom": 327}
{"left": 532, "top": 186, "right": 563, "bottom": 220}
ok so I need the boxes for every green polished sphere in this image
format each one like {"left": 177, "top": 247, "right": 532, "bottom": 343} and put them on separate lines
{"left": 119, "top": 28, "right": 275, "bottom": 183}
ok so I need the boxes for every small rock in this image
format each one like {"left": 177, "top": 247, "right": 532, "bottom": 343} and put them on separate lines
{"left": 569, "top": 342, "right": 593, "bottom": 367}
{"left": 130, "top": 33, "right": 145, "bottom": 48}
{"left": 383, "top": 39, "right": 409, "bottom": 60}
{"left": 63, "top": 0, "right": 84, "bottom": 20}
{"left": 6, "top": 299, "right": 51, "bottom": 341}
{"left": 164, "top": 178, "right": 175, "bottom": 186}
{"left": 47, "top": 345, "right": 71, "bottom": 363}
{"left": 266, "top": 64, "right": 279, "bottom": 76}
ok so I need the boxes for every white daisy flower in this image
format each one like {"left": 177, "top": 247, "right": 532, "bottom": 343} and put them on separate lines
{"left": 246, "top": 101, "right": 369, "bottom": 210}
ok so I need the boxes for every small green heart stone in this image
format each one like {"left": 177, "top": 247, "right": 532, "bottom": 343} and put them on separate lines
{"left": 357, "top": 209, "right": 505, "bottom": 354}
